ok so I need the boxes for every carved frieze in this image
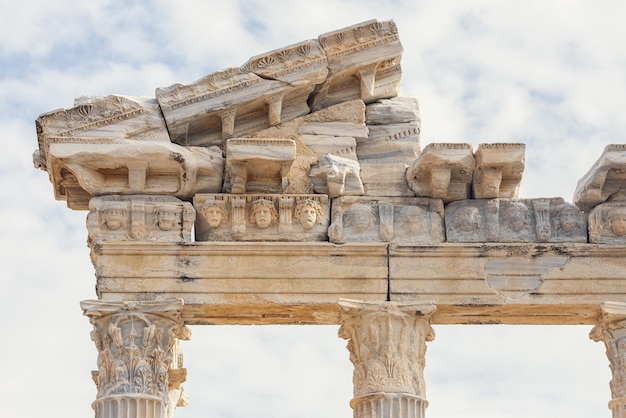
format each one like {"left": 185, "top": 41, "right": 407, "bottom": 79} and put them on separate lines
{"left": 81, "top": 299, "right": 191, "bottom": 418}
{"left": 406, "top": 143, "right": 475, "bottom": 203}
{"left": 359, "top": 97, "right": 421, "bottom": 196}
{"left": 445, "top": 198, "right": 587, "bottom": 243}
{"left": 574, "top": 144, "right": 626, "bottom": 211}
{"left": 312, "top": 20, "right": 403, "bottom": 111}
{"left": 472, "top": 143, "right": 525, "bottom": 199}
{"left": 34, "top": 95, "right": 171, "bottom": 169}
{"left": 46, "top": 141, "right": 223, "bottom": 209}
{"left": 86, "top": 195, "right": 195, "bottom": 243}
{"left": 223, "top": 138, "right": 296, "bottom": 193}
{"left": 194, "top": 194, "right": 329, "bottom": 241}
{"left": 328, "top": 196, "right": 445, "bottom": 244}
{"left": 588, "top": 202, "right": 626, "bottom": 244}
{"left": 338, "top": 299, "right": 435, "bottom": 418}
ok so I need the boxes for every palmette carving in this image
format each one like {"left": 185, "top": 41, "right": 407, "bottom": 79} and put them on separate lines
{"left": 338, "top": 299, "right": 435, "bottom": 402}
{"left": 81, "top": 299, "right": 191, "bottom": 411}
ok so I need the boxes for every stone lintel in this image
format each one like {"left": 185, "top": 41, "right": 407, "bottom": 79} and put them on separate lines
{"left": 89, "top": 241, "right": 626, "bottom": 325}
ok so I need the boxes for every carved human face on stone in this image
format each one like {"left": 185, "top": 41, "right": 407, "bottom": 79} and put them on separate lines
{"left": 348, "top": 204, "right": 375, "bottom": 234}
{"left": 202, "top": 204, "right": 226, "bottom": 229}
{"left": 249, "top": 200, "right": 277, "bottom": 230}
{"left": 157, "top": 209, "right": 178, "bottom": 231}
{"left": 399, "top": 206, "right": 426, "bottom": 235}
{"left": 609, "top": 208, "right": 626, "bottom": 236}
{"left": 505, "top": 203, "right": 529, "bottom": 232}
{"left": 556, "top": 205, "right": 581, "bottom": 233}
{"left": 295, "top": 202, "right": 320, "bottom": 230}
{"left": 457, "top": 207, "right": 481, "bottom": 233}
{"left": 104, "top": 208, "right": 125, "bottom": 230}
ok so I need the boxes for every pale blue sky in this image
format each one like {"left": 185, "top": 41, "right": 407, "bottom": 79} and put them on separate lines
{"left": 2, "top": 1, "right": 625, "bottom": 417}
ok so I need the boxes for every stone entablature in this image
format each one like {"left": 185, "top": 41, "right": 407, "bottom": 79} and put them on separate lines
{"left": 32, "top": 19, "right": 626, "bottom": 418}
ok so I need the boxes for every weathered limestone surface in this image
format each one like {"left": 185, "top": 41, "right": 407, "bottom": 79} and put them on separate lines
{"left": 46, "top": 142, "right": 223, "bottom": 209}
{"left": 359, "top": 97, "right": 421, "bottom": 196}
{"left": 575, "top": 144, "right": 626, "bottom": 211}
{"left": 81, "top": 299, "right": 191, "bottom": 418}
{"left": 445, "top": 198, "right": 587, "bottom": 243}
{"left": 339, "top": 300, "right": 436, "bottom": 418}
{"left": 312, "top": 20, "right": 403, "bottom": 111}
{"left": 328, "top": 196, "right": 445, "bottom": 244}
{"left": 87, "top": 195, "right": 195, "bottom": 243}
{"left": 223, "top": 138, "right": 296, "bottom": 193}
{"left": 406, "top": 143, "right": 475, "bottom": 203}
{"left": 589, "top": 202, "right": 626, "bottom": 244}
{"left": 193, "top": 194, "right": 329, "bottom": 241}
{"left": 472, "top": 143, "right": 525, "bottom": 199}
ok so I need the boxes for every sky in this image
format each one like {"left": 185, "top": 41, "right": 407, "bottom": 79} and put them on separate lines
{"left": 1, "top": 0, "right": 625, "bottom": 417}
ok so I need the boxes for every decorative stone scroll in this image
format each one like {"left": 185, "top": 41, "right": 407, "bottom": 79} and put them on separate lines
{"left": 45, "top": 141, "right": 223, "bottom": 210}
{"left": 445, "top": 198, "right": 587, "bottom": 243}
{"left": 224, "top": 138, "right": 296, "bottom": 193}
{"left": 193, "top": 194, "right": 329, "bottom": 241}
{"left": 406, "top": 143, "right": 475, "bottom": 203}
{"left": 590, "top": 302, "right": 626, "bottom": 418}
{"left": 86, "top": 195, "right": 195, "bottom": 243}
{"left": 312, "top": 19, "right": 403, "bottom": 111}
{"left": 472, "top": 143, "right": 525, "bottom": 199}
{"left": 588, "top": 202, "right": 626, "bottom": 244}
{"left": 80, "top": 299, "right": 191, "bottom": 418}
{"left": 359, "top": 97, "right": 421, "bottom": 197}
{"left": 338, "top": 299, "right": 436, "bottom": 418}
{"left": 328, "top": 196, "right": 445, "bottom": 244}
{"left": 574, "top": 144, "right": 626, "bottom": 211}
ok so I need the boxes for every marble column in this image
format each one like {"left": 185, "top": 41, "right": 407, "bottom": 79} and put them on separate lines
{"left": 81, "top": 299, "right": 191, "bottom": 418}
{"left": 338, "top": 299, "right": 436, "bottom": 418}
{"left": 591, "top": 301, "right": 626, "bottom": 418}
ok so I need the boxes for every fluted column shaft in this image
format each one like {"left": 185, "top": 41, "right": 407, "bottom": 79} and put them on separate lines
{"left": 338, "top": 299, "right": 436, "bottom": 418}
{"left": 81, "top": 299, "right": 191, "bottom": 418}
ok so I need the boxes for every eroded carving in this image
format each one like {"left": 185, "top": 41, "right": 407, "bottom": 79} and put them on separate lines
{"left": 87, "top": 196, "right": 195, "bottom": 243}
{"left": 574, "top": 144, "right": 626, "bottom": 211}
{"left": 194, "top": 194, "right": 329, "bottom": 241}
{"left": 588, "top": 202, "right": 626, "bottom": 244}
{"left": 81, "top": 299, "right": 191, "bottom": 418}
{"left": 310, "top": 153, "right": 364, "bottom": 197}
{"left": 338, "top": 299, "right": 436, "bottom": 418}
{"left": 472, "top": 143, "right": 525, "bottom": 199}
{"left": 406, "top": 143, "right": 475, "bottom": 203}
{"left": 446, "top": 198, "right": 587, "bottom": 243}
{"left": 328, "top": 196, "right": 445, "bottom": 244}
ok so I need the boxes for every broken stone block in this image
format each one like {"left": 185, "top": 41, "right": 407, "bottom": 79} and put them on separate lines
{"left": 588, "top": 202, "right": 626, "bottom": 244}
{"left": 46, "top": 141, "right": 223, "bottom": 209}
{"left": 574, "top": 144, "right": 626, "bottom": 211}
{"left": 472, "top": 143, "right": 525, "bottom": 199}
{"left": 223, "top": 138, "right": 296, "bottom": 193}
{"left": 311, "top": 19, "right": 403, "bottom": 111}
{"left": 86, "top": 195, "right": 195, "bottom": 243}
{"left": 328, "top": 196, "right": 444, "bottom": 244}
{"left": 407, "top": 143, "right": 475, "bottom": 203}
{"left": 446, "top": 198, "right": 587, "bottom": 243}
{"left": 309, "top": 153, "right": 364, "bottom": 197}
{"left": 359, "top": 97, "right": 421, "bottom": 196}
{"left": 193, "top": 194, "right": 329, "bottom": 242}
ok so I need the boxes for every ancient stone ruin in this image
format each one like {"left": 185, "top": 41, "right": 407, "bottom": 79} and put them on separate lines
{"left": 33, "top": 19, "right": 626, "bottom": 418}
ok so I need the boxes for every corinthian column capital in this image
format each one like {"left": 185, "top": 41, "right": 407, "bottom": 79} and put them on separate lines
{"left": 81, "top": 299, "right": 191, "bottom": 418}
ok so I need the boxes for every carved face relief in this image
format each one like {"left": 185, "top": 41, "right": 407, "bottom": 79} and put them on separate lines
{"left": 203, "top": 205, "right": 224, "bottom": 229}
{"left": 104, "top": 209, "right": 125, "bottom": 230}
{"left": 348, "top": 204, "right": 375, "bottom": 234}
{"left": 157, "top": 210, "right": 178, "bottom": 231}
{"left": 399, "top": 206, "right": 426, "bottom": 235}
{"left": 298, "top": 205, "right": 317, "bottom": 230}
{"left": 610, "top": 208, "right": 626, "bottom": 236}
{"left": 557, "top": 208, "right": 580, "bottom": 233}
{"left": 505, "top": 204, "right": 529, "bottom": 232}
{"left": 254, "top": 206, "right": 273, "bottom": 229}
{"left": 457, "top": 207, "right": 481, "bottom": 233}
